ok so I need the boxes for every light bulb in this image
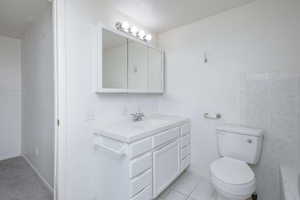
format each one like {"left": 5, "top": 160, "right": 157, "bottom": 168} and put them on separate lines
{"left": 130, "top": 26, "right": 138, "bottom": 36}
{"left": 145, "top": 34, "right": 152, "bottom": 41}
{"left": 138, "top": 30, "right": 146, "bottom": 39}
{"left": 121, "top": 21, "right": 130, "bottom": 32}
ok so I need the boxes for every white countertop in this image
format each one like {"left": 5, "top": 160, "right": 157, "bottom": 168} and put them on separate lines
{"left": 94, "top": 114, "right": 190, "bottom": 143}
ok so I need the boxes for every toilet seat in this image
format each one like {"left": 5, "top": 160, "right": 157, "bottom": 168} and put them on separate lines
{"left": 210, "top": 157, "right": 255, "bottom": 185}
{"left": 210, "top": 157, "right": 256, "bottom": 199}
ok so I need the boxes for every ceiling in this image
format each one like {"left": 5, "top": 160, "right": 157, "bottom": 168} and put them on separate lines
{"left": 102, "top": 0, "right": 256, "bottom": 33}
{"left": 0, "top": 0, "right": 255, "bottom": 38}
{"left": 0, "top": 0, "right": 50, "bottom": 39}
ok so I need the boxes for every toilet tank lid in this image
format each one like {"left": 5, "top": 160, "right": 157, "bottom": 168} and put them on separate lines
{"left": 216, "top": 124, "right": 263, "bottom": 137}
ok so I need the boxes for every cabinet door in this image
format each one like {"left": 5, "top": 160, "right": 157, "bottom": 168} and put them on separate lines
{"left": 153, "top": 140, "right": 180, "bottom": 197}
{"left": 102, "top": 29, "right": 128, "bottom": 89}
{"left": 128, "top": 40, "right": 148, "bottom": 90}
{"left": 148, "top": 48, "right": 163, "bottom": 92}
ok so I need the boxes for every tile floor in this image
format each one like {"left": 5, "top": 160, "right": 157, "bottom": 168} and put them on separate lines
{"left": 0, "top": 157, "right": 53, "bottom": 200}
{"left": 156, "top": 170, "right": 216, "bottom": 200}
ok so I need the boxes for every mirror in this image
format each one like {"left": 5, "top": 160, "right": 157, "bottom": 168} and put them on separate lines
{"left": 148, "top": 47, "right": 163, "bottom": 91}
{"left": 98, "top": 27, "right": 164, "bottom": 93}
{"left": 102, "top": 29, "right": 127, "bottom": 89}
{"left": 128, "top": 40, "right": 148, "bottom": 90}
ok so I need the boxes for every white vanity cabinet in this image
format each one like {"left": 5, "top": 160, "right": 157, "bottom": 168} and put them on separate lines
{"left": 94, "top": 115, "right": 191, "bottom": 200}
{"left": 153, "top": 140, "right": 180, "bottom": 197}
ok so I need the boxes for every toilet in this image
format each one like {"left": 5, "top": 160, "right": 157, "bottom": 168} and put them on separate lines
{"left": 210, "top": 125, "right": 263, "bottom": 200}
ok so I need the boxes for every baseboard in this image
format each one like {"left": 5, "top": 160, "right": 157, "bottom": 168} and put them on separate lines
{"left": 0, "top": 154, "right": 22, "bottom": 162}
{"left": 21, "top": 154, "right": 54, "bottom": 193}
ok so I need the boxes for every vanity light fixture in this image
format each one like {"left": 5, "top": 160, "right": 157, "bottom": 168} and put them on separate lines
{"left": 130, "top": 26, "right": 138, "bottom": 36}
{"left": 115, "top": 21, "right": 152, "bottom": 42}
{"left": 145, "top": 34, "right": 152, "bottom": 41}
{"left": 138, "top": 30, "right": 146, "bottom": 39}
{"left": 121, "top": 21, "right": 130, "bottom": 32}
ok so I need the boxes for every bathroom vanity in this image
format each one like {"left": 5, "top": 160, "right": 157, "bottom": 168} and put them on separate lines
{"left": 94, "top": 115, "right": 191, "bottom": 200}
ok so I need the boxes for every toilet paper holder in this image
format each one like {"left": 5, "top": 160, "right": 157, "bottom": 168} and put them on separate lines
{"left": 204, "top": 113, "right": 222, "bottom": 120}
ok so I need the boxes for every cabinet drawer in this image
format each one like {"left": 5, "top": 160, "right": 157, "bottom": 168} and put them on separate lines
{"left": 181, "top": 145, "right": 191, "bottom": 159}
{"left": 130, "top": 185, "right": 152, "bottom": 200}
{"left": 128, "top": 138, "right": 152, "bottom": 159}
{"left": 129, "top": 153, "right": 152, "bottom": 178}
{"left": 181, "top": 124, "right": 190, "bottom": 136}
{"left": 181, "top": 135, "right": 190, "bottom": 148}
{"left": 130, "top": 169, "right": 152, "bottom": 197}
{"left": 153, "top": 128, "right": 180, "bottom": 147}
{"left": 181, "top": 155, "right": 190, "bottom": 171}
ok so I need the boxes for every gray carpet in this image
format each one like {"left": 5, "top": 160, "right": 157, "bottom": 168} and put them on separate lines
{"left": 0, "top": 156, "right": 53, "bottom": 200}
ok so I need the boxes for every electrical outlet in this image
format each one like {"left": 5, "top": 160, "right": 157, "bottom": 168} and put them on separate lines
{"left": 86, "top": 110, "right": 95, "bottom": 121}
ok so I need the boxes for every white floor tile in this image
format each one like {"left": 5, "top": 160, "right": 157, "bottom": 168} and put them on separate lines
{"left": 189, "top": 177, "right": 215, "bottom": 200}
{"left": 188, "top": 193, "right": 216, "bottom": 200}
{"left": 163, "top": 191, "right": 188, "bottom": 200}
{"left": 170, "top": 171, "right": 200, "bottom": 195}
{"left": 155, "top": 170, "right": 216, "bottom": 200}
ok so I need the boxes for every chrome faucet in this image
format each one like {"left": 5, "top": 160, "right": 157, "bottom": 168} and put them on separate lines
{"left": 131, "top": 112, "right": 145, "bottom": 122}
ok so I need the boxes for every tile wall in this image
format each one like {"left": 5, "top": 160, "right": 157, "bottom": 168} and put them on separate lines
{"left": 240, "top": 72, "right": 300, "bottom": 200}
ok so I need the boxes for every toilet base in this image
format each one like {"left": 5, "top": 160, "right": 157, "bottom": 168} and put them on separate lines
{"left": 210, "top": 172, "right": 255, "bottom": 200}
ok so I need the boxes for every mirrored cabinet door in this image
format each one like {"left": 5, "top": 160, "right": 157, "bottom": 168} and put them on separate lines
{"left": 102, "top": 29, "right": 127, "bottom": 89}
{"left": 148, "top": 47, "right": 163, "bottom": 91}
{"left": 128, "top": 40, "right": 148, "bottom": 90}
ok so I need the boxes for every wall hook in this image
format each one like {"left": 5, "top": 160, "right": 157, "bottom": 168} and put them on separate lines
{"left": 204, "top": 52, "right": 208, "bottom": 63}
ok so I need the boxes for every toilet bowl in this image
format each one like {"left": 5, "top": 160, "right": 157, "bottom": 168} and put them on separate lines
{"left": 210, "top": 157, "right": 256, "bottom": 200}
{"left": 211, "top": 125, "right": 263, "bottom": 200}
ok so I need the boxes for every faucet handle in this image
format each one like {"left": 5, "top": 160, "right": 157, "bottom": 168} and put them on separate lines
{"left": 137, "top": 112, "right": 144, "bottom": 117}
{"left": 130, "top": 112, "right": 144, "bottom": 121}
{"left": 130, "top": 113, "right": 138, "bottom": 120}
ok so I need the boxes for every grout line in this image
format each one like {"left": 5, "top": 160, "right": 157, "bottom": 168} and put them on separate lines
{"left": 171, "top": 189, "right": 189, "bottom": 197}
{"left": 186, "top": 181, "right": 201, "bottom": 200}
{"left": 21, "top": 154, "right": 54, "bottom": 193}
{"left": 161, "top": 172, "right": 214, "bottom": 200}
{"left": 169, "top": 180, "right": 200, "bottom": 200}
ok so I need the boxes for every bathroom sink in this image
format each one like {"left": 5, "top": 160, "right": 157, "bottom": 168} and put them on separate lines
{"left": 132, "top": 118, "right": 169, "bottom": 128}
{"left": 108, "top": 117, "right": 170, "bottom": 132}
{"left": 95, "top": 114, "right": 189, "bottom": 143}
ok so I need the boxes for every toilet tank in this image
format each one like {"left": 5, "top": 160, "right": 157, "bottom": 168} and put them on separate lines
{"left": 216, "top": 125, "right": 263, "bottom": 165}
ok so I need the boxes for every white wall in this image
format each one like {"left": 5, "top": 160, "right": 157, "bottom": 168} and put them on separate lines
{"left": 63, "top": 0, "right": 159, "bottom": 199}
{"left": 240, "top": 72, "right": 300, "bottom": 199}
{"left": 158, "top": 0, "right": 300, "bottom": 199}
{"left": 0, "top": 35, "right": 21, "bottom": 161}
{"left": 21, "top": 6, "right": 54, "bottom": 187}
